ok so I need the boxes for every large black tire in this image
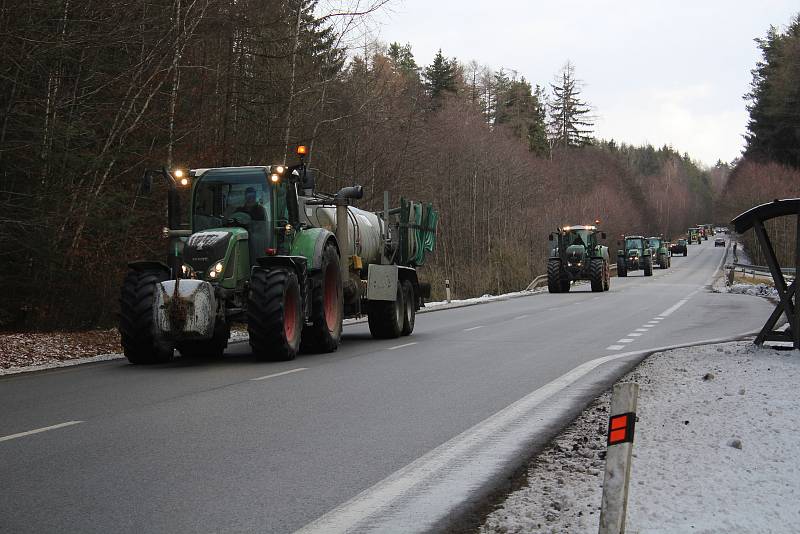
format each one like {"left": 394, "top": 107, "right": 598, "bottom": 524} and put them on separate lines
{"left": 368, "top": 283, "right": 404, "bottom": 339}
{"left": 603, "top": 261, "right": 611, "bottom": 291}
{"left": 401, "top": 280, "right": 415, "bottom": 336}
{"left": 119, "top": 268, "right": 174, "bottom": 364}
{"left": 617, "top": 259, "right": 627, "bottom": 277}
{"left": 643, "top": 257, "right": 653, "bottom": 276}
{"left": 301, "top": 244, "right": 343, "bottom": 353}
{"left": 590, "top": 258, "right": 604, "bottom": 292}
{"left": 248, "top": 268, "right": 302, "bottom": 361}
{"left": 177, "top": 322, "right": 230, "bottom": 359}
{"left": 547, "top": 259, "right": 562, "bottom": 293}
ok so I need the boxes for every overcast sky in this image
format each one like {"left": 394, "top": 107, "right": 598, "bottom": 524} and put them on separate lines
{"left": 369, "top": 0, "right": 798, "bottom": 166}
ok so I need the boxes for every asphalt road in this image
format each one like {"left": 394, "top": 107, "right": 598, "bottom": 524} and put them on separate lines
{"left": 0, "top": 238, "right": 774, "bottom": 533}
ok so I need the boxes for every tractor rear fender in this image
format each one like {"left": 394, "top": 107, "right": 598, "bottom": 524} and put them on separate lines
{"left": 128, "top": 260, "right": 171, "bottom": 275}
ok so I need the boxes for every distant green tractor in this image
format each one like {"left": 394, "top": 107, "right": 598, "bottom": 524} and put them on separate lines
{"left": 688, "top": 227, "right": 702, "bottom": 245}
{"left": 547, "top": 225, "right": 611, "bottom": 293}
{"left": 646, "top": 236, "right": 671, "bottom": 269}
{"left": 617, "top": 235, "right": 653, "bottom": 277}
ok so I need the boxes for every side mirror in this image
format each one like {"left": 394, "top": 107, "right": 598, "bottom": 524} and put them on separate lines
{"left": 548, "top": 234, "right": 554, "bottom": 241}
{"left": 601, "top": 232, "right": 607, "bottom": 240}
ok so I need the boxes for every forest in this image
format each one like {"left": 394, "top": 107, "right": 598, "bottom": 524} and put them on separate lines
{"left": 0, "top": 1, "right": 797, "bottom": 330}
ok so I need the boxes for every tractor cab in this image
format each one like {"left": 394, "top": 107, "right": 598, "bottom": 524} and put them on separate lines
{"left": 182, "top": 166, "right": 289, "bottom": 289}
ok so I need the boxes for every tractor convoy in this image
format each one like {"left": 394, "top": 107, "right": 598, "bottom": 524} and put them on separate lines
{"left": 119, "top": 147, "right": 437, "bottom": 364}
{"left": 118, "top": 145, "right": 721, "bottom": 361}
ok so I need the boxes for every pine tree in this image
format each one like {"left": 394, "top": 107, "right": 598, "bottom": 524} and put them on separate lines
{"left": 423, "top": 49, "right": 457, "bottom": 103}
{"left": 744, "top": 14, "right": 800, "bottom": 168}
{"left": 387, "top": 42, "right": 418, "bottom": 75}
{"left": 548, "top": 61, "right": 593, "bottom": 148}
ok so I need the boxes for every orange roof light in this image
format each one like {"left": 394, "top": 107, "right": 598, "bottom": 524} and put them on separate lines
{"left": 296, "top": 145, "right": 307, "bottom": 156}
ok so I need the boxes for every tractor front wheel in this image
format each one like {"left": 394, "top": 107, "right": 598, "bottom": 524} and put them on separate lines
{"left": 643, "top": 257, "right": 653, "bottom": 276}
{"left": 119, "top": 268, "right": 174, "bottom": 364}
{"left": 547, "top": 259, "right": 562, "bottom": 293}
{"left": 248, "top": 268, "right": 302, "bottom": 361}
{"left": 301, "top": 244, "right": 343, "bottom": 353}
{"left": 590, "top": 259, "right": 604, "bottom": 292}
{"left": 617, "top": 260, "right": 627, "bottom": 277}
{"left": 603, "top": 261, "right": 611, "bottom": 291}
{"left": 368, "top": 283, "right": 404, "bottom": 339}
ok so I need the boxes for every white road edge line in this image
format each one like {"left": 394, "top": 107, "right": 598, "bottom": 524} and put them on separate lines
{"left": 250, "top": 368, "right": 308, "bottom": 381}
{"left": 0, "top": 421, "right": 83, "bottom": 443}
{"left": 463, "top": 326, "right": 484, "bottom": 332}
{"left": 387, "top": 342, "right": 418, "bottom": 351}
{"left": 295, "top": 332, "right": 758, "bottom": 534}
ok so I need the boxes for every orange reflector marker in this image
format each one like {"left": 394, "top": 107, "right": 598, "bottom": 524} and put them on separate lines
{"left": 296, "top": 145, "right": 307, "bottom": 155}
{"left": 607, "top": 412, "right": 636, "bottom": 446}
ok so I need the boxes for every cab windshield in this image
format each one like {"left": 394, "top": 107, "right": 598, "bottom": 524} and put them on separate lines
{"left": 192, "top": 170, "right": 272, "bottom": 232}
{"left": 626, "top": 238, "right": 644, "bottom": 250}
{"left": 647, "top": 238, "right": 660, "bottom": 248}
{"left": 568, "top": 230, "right": 591, "bottom": 247}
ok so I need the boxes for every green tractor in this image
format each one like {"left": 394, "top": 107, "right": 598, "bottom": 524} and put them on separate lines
{"left": 617, "top": 235, "right": 653, "bottom": 277}
{"left": 688, "top": 227, "right": 702, "bottom": 245}
{"left": 646, "top": 236, "right": 671, "bottom": 269}
{"left": 547, "top": 225, "right": 611, "bottom": 293}
{"left": 119, "top": 147, "right": 438, "bottom": 364}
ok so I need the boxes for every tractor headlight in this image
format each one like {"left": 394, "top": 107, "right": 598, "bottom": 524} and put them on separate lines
{"left": 208, "top": 260, "right": 224, "bottom": 278}
{"left": 181, "top": 264, "right": 196, "bottom": 278}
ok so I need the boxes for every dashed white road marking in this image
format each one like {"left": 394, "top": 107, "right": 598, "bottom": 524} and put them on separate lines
{"left": 635, "top": 328, "right": 648, "bottom": 332}
{"left": 251, "top": 368, "right": 308, "bottom": 381}
{"left": 514, "top": 315, "right": 529, "bottom": 320}
{"left": 628, "top": 333, "right": 643, "bottom": 337}
{"left": 652, "top": 317, "right": 664, "bottom": 321}
{"left": 660, "top": 298, "right": 689, "bottom": 317}
{"left": 387, "top": 342, "right": 418, "bottom": 351}
{"left": 642, "top": 325, "right": 655, "bottom": 328}
{"left": 606, "top": 345, "right": 625, "bottom": 351}
{"left": 618, "top": 338, "right": 634, "bottom": 343}
{"left": 463, "top": 326, "right": 484, "bottom": 332}
{"left": 0, "top": 421, "right": 83, "bottom": 443}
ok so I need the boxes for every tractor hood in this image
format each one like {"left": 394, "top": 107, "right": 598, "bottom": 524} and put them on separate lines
{"left": 184, "top": 230, "right": 234, "bottom": 274}
{"left": 566, "top": 244, "right": 586, "bottom": 263}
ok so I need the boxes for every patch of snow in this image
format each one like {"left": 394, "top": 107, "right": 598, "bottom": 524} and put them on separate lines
{"left": 480, "top": 341, "right": 800, "bottom": 534}
{"left": 728, "top": 283, "right": 779, "bottom": 299}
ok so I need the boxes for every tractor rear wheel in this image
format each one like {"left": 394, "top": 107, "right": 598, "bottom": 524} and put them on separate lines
{"left": 401, "top": 280, "right": 415, "bottom": 336}
{"left": 368, "top": 283, "right": 404, "bottom": 339}
{"left": 643, "top": 257, "right": 653, "bottom": 276}
{"left": 301, "top": 244, "right": 343, "bottom": 353}
{"left": 590, "top": 259, "right": 604, "bottom": 292}
{"left": 119, "top": 268, "right": 174, "bottom": 364}
{"left": 248, "top": 268, "right": 302, "bottom": 361}
{"left": 547, "top": 259, "right": 562, "bottom": 293}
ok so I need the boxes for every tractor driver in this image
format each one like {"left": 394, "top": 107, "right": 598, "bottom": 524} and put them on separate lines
{"left": 572, "top": 233, "right": 585, "bottom": 247}
{"left": 235, "top": 187, "right": 266, "bottom": 221}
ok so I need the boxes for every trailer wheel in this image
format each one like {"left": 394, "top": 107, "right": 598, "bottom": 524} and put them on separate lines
{"left": 368, "top": 284, "right": 404, "bottom": 339}
{"left": 401, "top": 280, "right": 415, "bottom": 336}
{"left": 248, "top": 268, "right": 302, "bottom": 361}
{"left": 643, "top": 257, "right": 653, "bottom": 276}
{"left": 590, "top": 258, "right": 604, "bottom": 292}
{"left": 301, "top": 244, "right": 343, "bottom": 353}
{"left": 119, "top": 268, "right": 174, "bottom": 364}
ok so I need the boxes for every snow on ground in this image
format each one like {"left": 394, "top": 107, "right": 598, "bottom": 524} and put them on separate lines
{"left": 480, "top": 340, "right": 800, "bottom": 534}
{"left": 728, "top": 283, "right": 780, "bottom": 298}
